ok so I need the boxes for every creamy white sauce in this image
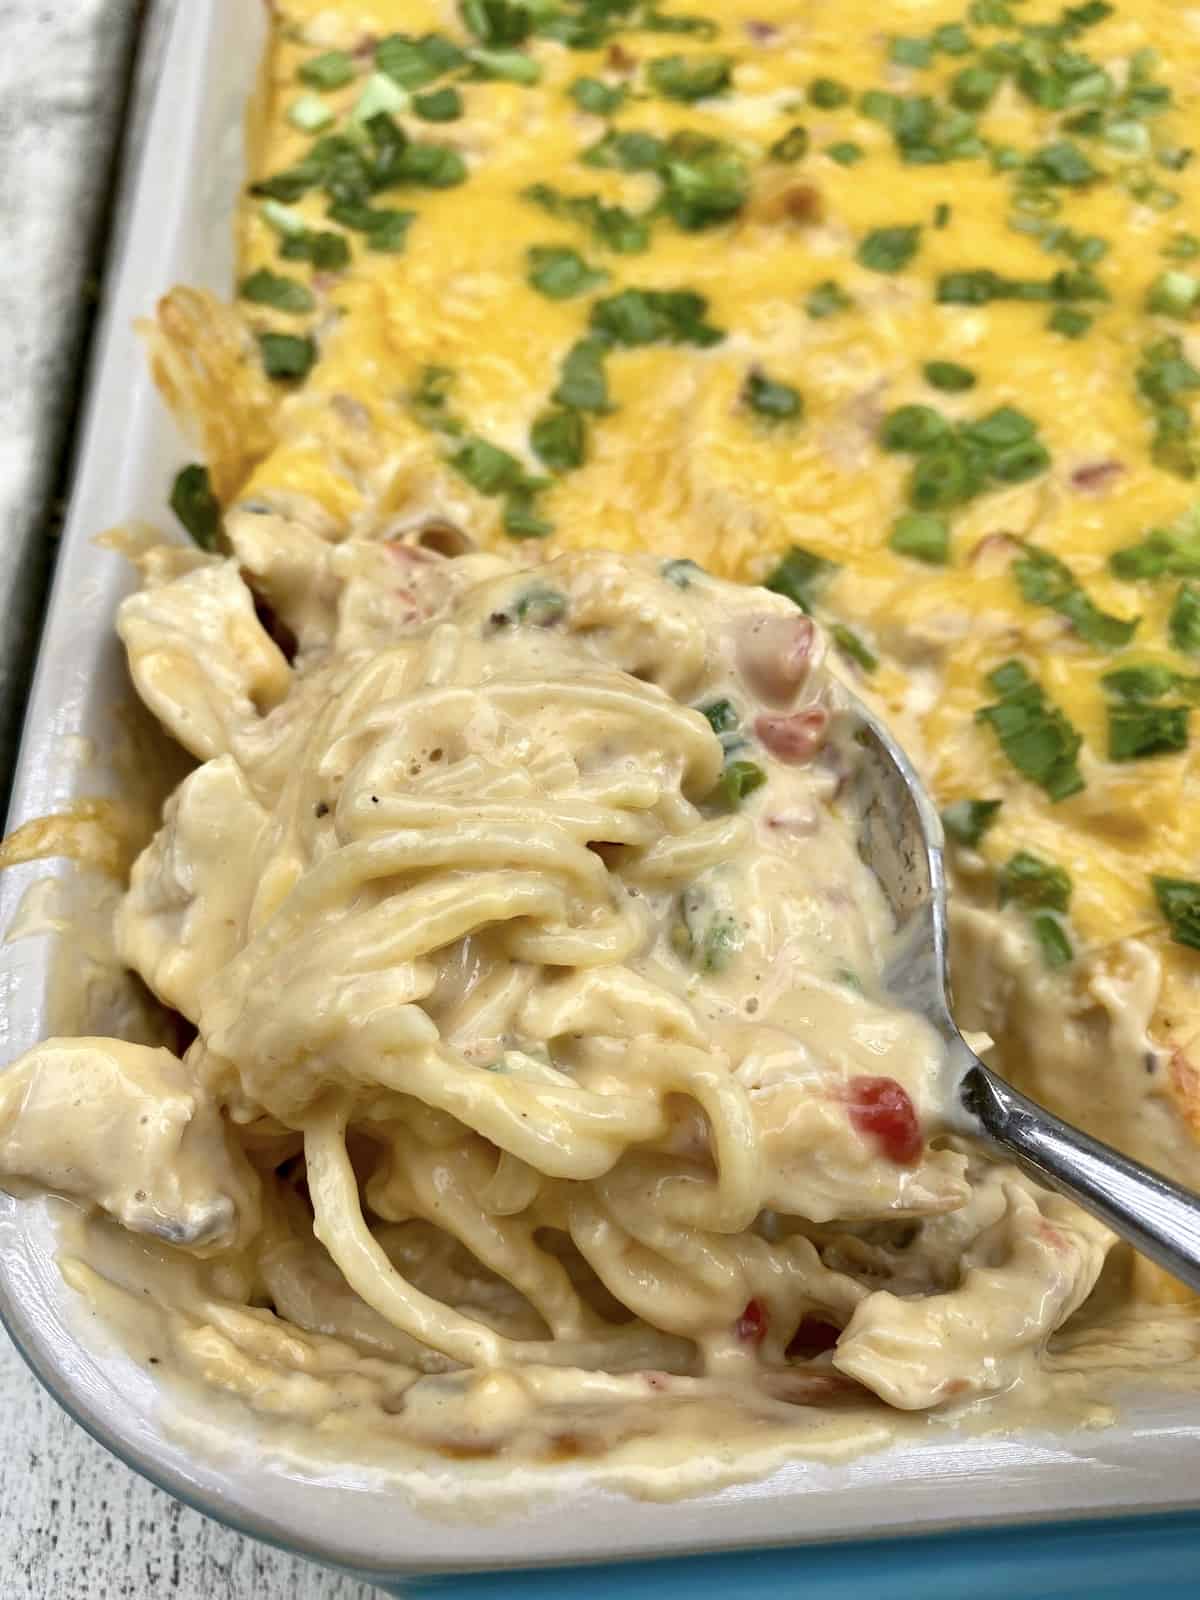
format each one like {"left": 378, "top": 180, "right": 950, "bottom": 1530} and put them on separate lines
{"left": 0, "top": 540, "right": 1184, "bottom": 1499}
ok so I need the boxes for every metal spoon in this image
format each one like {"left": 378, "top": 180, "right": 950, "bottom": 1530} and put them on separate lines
{"left": 843, "top": 686, "right": 1200, "bottom": 1294}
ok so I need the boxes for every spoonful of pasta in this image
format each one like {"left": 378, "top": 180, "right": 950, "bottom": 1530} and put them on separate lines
{"left": 843, "top": 683, "right": 1200, "bottom": 1294}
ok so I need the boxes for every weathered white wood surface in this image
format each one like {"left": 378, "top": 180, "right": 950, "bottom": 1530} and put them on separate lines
{"left": 0, "top": 2, "right": 382, "bottom": 1591}
{"left": 0, "top": 1350, "right": 381, "bottom": 1598}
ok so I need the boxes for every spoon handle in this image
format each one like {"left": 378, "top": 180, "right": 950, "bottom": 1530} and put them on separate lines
{"left": 961, "top": 1060, "right": 1200, "bottom": 1294}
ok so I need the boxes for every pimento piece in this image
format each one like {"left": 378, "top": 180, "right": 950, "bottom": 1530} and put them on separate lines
{"left": 754, "top": 707, "right": 829, "bottom": 764}
{"left": 846, "top": 1074, "right": 922, "bottom": 1166}
{"left": 736, "top": 1298, "right": 769, "bottom": 1344}
{"left": 1070, "top": 459, "right": 1125, "bottom": 495}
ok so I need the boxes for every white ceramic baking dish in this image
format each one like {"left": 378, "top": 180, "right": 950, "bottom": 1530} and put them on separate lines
{"left": 1, "top": 2, "right": 1199, "bottom": 1588}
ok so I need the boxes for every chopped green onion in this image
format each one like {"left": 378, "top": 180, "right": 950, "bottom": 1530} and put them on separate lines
{"left": 699, "top": 916, "right": 743, "bottom": 971}
{"left": 890, "top": 36, "right": 933, "bottom": 68}
{"left": 808, "top": 77, "right": 850, "bottom": 108}
{"left": 288, "top": 94, "right": 335, "bottom": 132}
{"left": 768, "top": 125, "right": 809, "bottom": 162}
{"left": 250, "top": 164, "right": 323, "bottom": 204}
{"left": 828, "top": 141, "right": 864, "bottom": 166}
{"left": 806, "top": 280, "right": 852, "bottom": 319}
{"left": 1137, "top": 336, "right": 1200, "bottom": 478}
{"left": 260, "top": 199, "right": 306, "bottom": 236}
{"left": 909, "top": 443, "right": 983, "bottom": 509}
{"left": 743, "top": 370, "right": 803, "bottom": 421}
{"left": 923, "top": 359, "right": 976, "bottom": 392}
{"left": 408, "top": 364, "right": 457, "bottom": 429}
{"left": 718, "top": 759, "right": 767, "bottom": 806}
{"left": 527, "top": 244, "right": 608, "bottom": 298}
{"left": 258, "top": 332, "right": 316, "bottom": 379}
{"left": 1110, "top": 511, "right": 1200, "bottom": 581}
{"left": 1013, "top": 544, "right": 1138, "bottom": 649}
{"left": 880, "top": 405, "right": 953, "bottom": 453}
{"left": 468, "top": 47, "right": 542, "bottom": 83}
{"left": 999, "top": 850, "right": 1072, "bottom": 912}
{"left": 662, "top": 557, "right": 702, "bottom": 587}
{"left": 1157, "top": 147, "right": 1193, "bottom": 174}
{"left": 352, "top": 72, "right": 410, "bottom": 122}
{"left": 326, "top": 204, "right": 414, "bottom": 251}
{"left": 975, "top": 660, "right": 1084, "bottom": 801}
{"left": 589, "top": 287, "right": 723, "bottom": 347}
{"left": 582, "top": 129, "right": 666, "bottom": 171}
{"left": 377, "top": 31, "right": 466, "bottom": 87}
{"left": 890, "top": 512, "right": 950, "bottom": 564}
{"left": 1048, "top": 307, "right": 1093, "bottom": 337}
{"left": 1169, "top": 582, "right": 1200, "bottom": 654}
{"left": 300, "top": 51, "right": 356, "bottom": 90}
{"left": 570, "top": 76, "right": 625, "bottom": 114}
{"left": 553, "top": 337, "right": 612, "bottom": 412}
{"left": 991, "top": 439, "right": 1053, "bottom": 483}
{"left": 1030, "top": 140, "right": 1098, "bottom": 185}
{"left": 414, "top": 86, "right": 463, "bottom": 120}
{"left": 700, "top": 699, "right": 738, "bottom": 735}
{"left": 503, "top": 491, "right": 553, "bottom": 539}
{"left": 832, "top": 624, "right": 877, "bottom": 672}
{"left": 1147, "top": 270, "right": 1200, "bottom": 319}
{"left": 1102, "top": 664, "right": 1180, "bottom": 701}
{"left": 460, "top": 0, "right": 532, "bottom": 47}
{"left": 280, "top": 229, "right": 351, "bottom": 270}
{"left": 1103, "top": 119, "right": 1151, "bottom": 156}
{"left": 961, "top": 406, "right": 1035, "bottom": 449}
{"left": 639, "top": 8, "right": 720, "bottom": 37}
{"left": 1108, "top": 704, "right": 1189, "bottom": 761}
{"left": 659, "top": 131, "right": 748, "bottom": 230}
{"left": 950, "top": 64, "right": 1000, "bottom": 110}
{"left": 531, "top": 407, "right": 586, "bottom": 471}
{"left": 860, "top": 88, "right": 901, "bottom": 126}
{"left": 522, "top": 182, "right": 650, "bottom": 255}
{"left": 857, "top": 224, "right": 922, "bottom": 273}
{"left": 169, "top": 464, "right": 221, "bottom": 551}
{"left": 933, "top": 22, "right": 972, "bottom": 54}
{"left": 1152, "top": 875, "right": 1200, "bottom": 950}
{"left": 452, "top": 436, "right": 532, "bottom": 495}
{"left": 1032, "top": 912, "right": 1074, "bottom": 968}
{"left": 941, "top": 797, "right": 1001, "bottom": 848}
{"left": 677, "top": 886, "right": 744, "bottom": 972}
{"left": 647, "top": 52, "right": 732, "bottom": 102}
{"left": 240, "top": 269, "right": 316, "bottom": 313}
{"left": 764, "top": 545, "right": 838, "bottom": 614}
{"left": 514, "top": 584, "right": 567, "bottom": 624}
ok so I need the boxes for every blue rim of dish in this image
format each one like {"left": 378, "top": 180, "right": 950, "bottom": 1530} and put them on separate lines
{"left": 387, "top": 1508, "right": 1200, "bottom": 1598}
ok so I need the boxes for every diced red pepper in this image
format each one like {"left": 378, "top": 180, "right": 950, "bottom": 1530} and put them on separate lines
{"left": 736, "top": 1297, "right": 769, "bottom": 1344}
{"left": 754, "top": 707, "right": 829, "bottom": 764}
{"left": 846, "top": 1074, "right": 923, "bottom": 1166}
